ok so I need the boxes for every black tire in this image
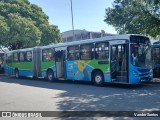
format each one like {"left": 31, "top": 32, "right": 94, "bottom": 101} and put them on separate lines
{"left": 93, "top": 71, "right": 104, "bottom": 86}
{"left": 154, "top": 68, "right": 159, "bottom": 78}
{"left": 15, "top": 69, "right": 19, "bottom": 78}
{"left": 47, "top": 70, "right": 54, "bottom": 81}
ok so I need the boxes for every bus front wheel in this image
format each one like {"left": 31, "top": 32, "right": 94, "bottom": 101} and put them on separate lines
{"left": 47, "top": 70, "right": 54, "bottom": 81}
{"left": 93, "top": 71, "right": 104, "bottom": 86}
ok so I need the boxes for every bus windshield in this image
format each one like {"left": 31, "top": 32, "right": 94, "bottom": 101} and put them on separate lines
{"left": 130, "top": 36, "right": 152, "bottom": 68}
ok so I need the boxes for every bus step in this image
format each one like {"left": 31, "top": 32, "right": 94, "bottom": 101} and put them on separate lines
{"left": 58, "top": 78, "right": 65, "bottom": 80}
{"left": 117, "top": 71, "right": 127, "bottom": 76}
{"left": 112, "top": 79, "right": 116, "bottom": 82}
{"left": 116, "top": 76, "right": 127, "bottom": 82}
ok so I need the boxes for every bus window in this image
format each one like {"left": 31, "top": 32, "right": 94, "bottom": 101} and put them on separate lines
{"left": 52, "top": 49, "right": 55, "bottom": 60}
{"left": 26, "top": 51, "right": 32, "bottom": 62}
{"left": 13, "top": 53, "right": 19, "bottom": 62}
{"left": 68, "top": 45, "right": 79, "bottom": 60}
{"left": 80, "top": 44, "right": 93, "bottom": 60}
{"left": 153, "top": 48, "right": 160, "bottom": 64}
{"left": 68, "top": 46, "right": 75, "bottom": 60}
{"left": 95, "top": 42, "right": 109, "bottom": 59}
{"left": 5, "top": 53, "right": 12, "bottom": 63}
{"left": 153, "top": 48, "right": 160, "bottom": 59}
{"left": 19, "top": 52, "right": 25, "bottom": 62}
{"left": 130, "top": 36, "right": 152, "bottom": 68}
{"left": 0, "top": 57, "right": 2, "bottom": 64}
{"left": 75, "top": 46, "right": 79, "bottom": 60}
{"left": 42, "top": 49, "right": 52, "bottom": 61}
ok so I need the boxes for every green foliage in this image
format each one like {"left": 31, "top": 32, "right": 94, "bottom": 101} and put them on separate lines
{"left": 104, "top": 0, "right": 160, "bottom": 38}
{"left": 39, "top": 24, "right": 62, "bottom": 45}
{"left": 7, "top": 13, "right": 41, "bottom": 50}
{"left": 0, "top": 0, "right": 61, "bottom": 50}
{"left": 0, "top": 16, "right": 9, "bottom": 46}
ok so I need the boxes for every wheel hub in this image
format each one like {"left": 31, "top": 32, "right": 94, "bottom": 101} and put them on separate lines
{"left": 95, "top": 75, "right": 102, "bottom": 83}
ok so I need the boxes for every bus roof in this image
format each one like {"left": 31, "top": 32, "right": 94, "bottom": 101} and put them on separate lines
{"left": 41, "top": 34, "right": 148, "bottom": 49}
{"left": 5, "top": 34, "right": 149, "bottom": 52}
{"left": 152, "top": 44, "right": 160, "bottom": 47}
{"left": 5, "top": 47, "right": 34, "bottom": 53}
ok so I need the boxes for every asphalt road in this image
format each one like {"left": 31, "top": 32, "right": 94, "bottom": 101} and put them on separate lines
{"left": 0, "top": 75, "right": 160, "bottom": 120}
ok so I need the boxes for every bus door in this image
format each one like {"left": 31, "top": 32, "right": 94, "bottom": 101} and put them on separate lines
{"left": 55, "top": 47, "right": 66, "bottom": 78}
{"left": 4, "top": 53, "right": 13, "bottom": 75}
{"left": 110, "top": 40, "right": 128, "bottom": 83}
{"left": 33, "top": 47, "right": 41, "bottom": 78}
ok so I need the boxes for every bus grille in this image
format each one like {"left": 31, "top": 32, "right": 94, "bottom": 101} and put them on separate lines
{"left": 138, "top": 68, "right": 150, "bottom": 73}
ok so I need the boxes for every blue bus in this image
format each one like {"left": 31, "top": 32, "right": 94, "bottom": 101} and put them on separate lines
{"left": 152, "top": 44, "right": 160, "bottom": 77}
{"left": 4, "top": 34, "right": 153, "bottom": 86}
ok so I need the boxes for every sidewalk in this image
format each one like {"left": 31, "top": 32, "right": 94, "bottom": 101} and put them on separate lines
{"left": 152, "top": 78, "right": 160, "bottom": 83}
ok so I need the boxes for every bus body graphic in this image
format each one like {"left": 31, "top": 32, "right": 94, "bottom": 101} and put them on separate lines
{"left": 4, "top": 34, "right": 153, "bottom": 85}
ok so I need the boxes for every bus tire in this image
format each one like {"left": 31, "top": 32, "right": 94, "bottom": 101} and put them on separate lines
{"left": 47, "top": 70, "right": 54, "bottom": 81}
{"left": 93, "top": 71, "right": 104, "bottom": 86}
{"left": 15, "top": 69, "right": 19, "bottom": 78}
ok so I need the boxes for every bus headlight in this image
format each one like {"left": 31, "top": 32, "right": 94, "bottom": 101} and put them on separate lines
{"left": 149, "top": 69, "right": 153, "bottom": 72}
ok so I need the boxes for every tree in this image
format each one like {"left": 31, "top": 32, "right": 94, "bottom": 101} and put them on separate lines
{"left": 0, "top": 0, "right": 61, "bottom": 50}
{"left": 7, "top": 13, "right": 42, "bottom": 50}
{"left": 0, "top": 16, "right": 9, "bottom": 47}
{"left": 104, "top": 0, "right": 160, "bottom": 38}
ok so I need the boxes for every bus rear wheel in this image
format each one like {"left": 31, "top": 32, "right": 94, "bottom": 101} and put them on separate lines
{"left": 47, "top": 70, "right": 54, "bottom": 81}
{"left": 93, "top": 71, "right": 104, "bottom": 86}
{"left": 15, "top": 69, "right": 19, "bottom": 78}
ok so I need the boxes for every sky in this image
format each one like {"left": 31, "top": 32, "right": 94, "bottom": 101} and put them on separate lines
{"left": 28, "top": 0, "right": 117, "bottom": 34}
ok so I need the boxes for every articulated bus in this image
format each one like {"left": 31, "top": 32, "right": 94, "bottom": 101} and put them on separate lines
{"left": 4, "top": 34, "right": 153, "bottom": 85}
{"left": 152, "top": 44, "right": 160, "bottom": 77}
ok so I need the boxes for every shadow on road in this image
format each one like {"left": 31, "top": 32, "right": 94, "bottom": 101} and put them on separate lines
{"left": 0, "top": 75, "right": 160, "bottom": 112}
{"left": 0, "top": 74, "right": 154, "bottom": 89}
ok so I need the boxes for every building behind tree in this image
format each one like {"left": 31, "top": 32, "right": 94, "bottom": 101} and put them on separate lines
{"left": 62, "top": 29, "right": 115, "bottom": 42}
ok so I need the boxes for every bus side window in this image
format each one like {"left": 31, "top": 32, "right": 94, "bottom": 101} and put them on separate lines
{"left": 26, "top": 51, "right": 32, "bottom": 62}
{"left": 6, "top": 54, "right": 12, "bottom": 63}
{"left": 19, "top": 52, "right": 25, "bottom": 62}
{"left": 95, "top": 42, "right": 109, "bottom": 59}
{"left": 67, "top": 45, "right": 79, "bottom": 61}
{"left": 67, "top": 46, "right": 75, "bottom": 61}
{"left": 75, "top": 45, "right": 80, "bottom": 60}
{"left": 0, "top": 56, "right": 2, "bottom": 64}
{"left": 13, "top": 53, "right": 19, "bottom": 62}
{"left": 80, "top": 44, "right": 93, "bottom": 60}
{"left": 42, "top": 49, "right": 52, "bottom": 61}
{"left": 52, "top": 48, "right": 55, "bottom": 61}
{"left": 154, "top": 48, "right": 160, "bottom": 59}
{"left": 5, "top": 54, "right": 8, "bottom": 63}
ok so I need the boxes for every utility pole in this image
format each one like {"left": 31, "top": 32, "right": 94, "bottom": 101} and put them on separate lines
{"left": 70, "top": 0, "right": 75, "bottom": 41}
